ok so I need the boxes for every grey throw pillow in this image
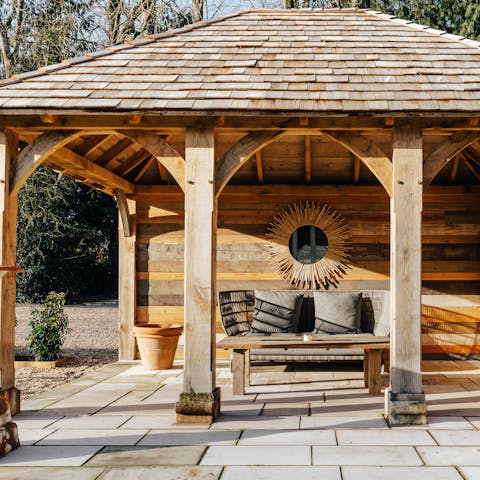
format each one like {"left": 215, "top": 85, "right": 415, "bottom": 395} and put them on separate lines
{"left": 251, "top": 290, "right": 303, "bottom": 333}
{"left": 313, "top": 291, "right": 362, "bottom": 334}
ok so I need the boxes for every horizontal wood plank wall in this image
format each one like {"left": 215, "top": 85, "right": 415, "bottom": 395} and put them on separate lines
{"left": 135, "top": 186, "right": 480, "bottom": 358}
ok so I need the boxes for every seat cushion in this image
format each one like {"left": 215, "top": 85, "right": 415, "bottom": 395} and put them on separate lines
{"left": 313, "top": 291, "right": 362, "bottom": 334}
{"left": 250, "top": 290, "right": 303, "bottom": 333}
{"left": 250, "top": 347, "right": 365, "bottom": 361}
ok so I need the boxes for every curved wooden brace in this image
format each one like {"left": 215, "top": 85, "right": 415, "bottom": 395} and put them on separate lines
{"left": 120, "top": 130, "right": 185, "bottom": 191}
{"left": 423, "top": 131, "right": 480, "bottom": 185}
{"left": 322, "top": 131, "right": 393, "bottom": 197}
{"left": 11, "top": 130, "right": 85, "bottom": 195}
{"left": 215, "top": 130, "right": 287, "bottom": 196}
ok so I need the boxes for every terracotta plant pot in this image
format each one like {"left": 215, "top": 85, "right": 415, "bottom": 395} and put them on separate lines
{"left": 133, "top": 323, "right": 183, "bottom": 370}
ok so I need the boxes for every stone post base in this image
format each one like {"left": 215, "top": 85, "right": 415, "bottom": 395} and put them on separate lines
{"left": 385, "top": 389, "right": 427, "bottom": 426}
{"left": 0, "top": 391, "right": 19, "bottom": 455}
{"left": 176, "top": 388, "right": 221, "bottom": 424}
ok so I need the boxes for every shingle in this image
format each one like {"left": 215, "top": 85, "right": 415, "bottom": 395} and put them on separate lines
{"left": 2, "top": 9, "right": 480, "bottom": 113}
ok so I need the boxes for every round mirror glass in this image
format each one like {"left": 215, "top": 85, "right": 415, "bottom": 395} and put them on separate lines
{"left": 288, "top": 225, "right": 328, "bottom": 264}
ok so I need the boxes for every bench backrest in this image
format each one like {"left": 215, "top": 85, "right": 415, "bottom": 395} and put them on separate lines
{"left": 218, "top": 289, "right": 390, "bottom": 337}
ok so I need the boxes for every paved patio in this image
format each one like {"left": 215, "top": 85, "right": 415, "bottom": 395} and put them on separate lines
{"left": 2, "top": 359, "right": 480, "bottom": 479}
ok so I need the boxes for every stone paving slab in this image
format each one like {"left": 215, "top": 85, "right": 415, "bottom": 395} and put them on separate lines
{"left": 466, "top": 417, "right": 480, "bottom": 430}
{"left": 312, "top": 446, "right": 423, "bottom": 466}
{"left": 48, "top": 415, "right": 131, "bottom": 429}
{"left": 220, "top": 401, "right": 264, "bottom": 416}
{"left": 98, "top": 401, "right": 175, "bottom": 416}
{"left": 138, "top": 430, "right": 241, "bottom": 446}
{"left": 460, "top": 467, "right": 480, "bottom": 480}
{"left": 17, "top": 428, "right": 54, "bottom": 445}
{"left": 261, "top": 402, "right": 309, "bottom": 416}
{"left": 238, "top": 428, "right": 336, "bottom": 445}
{"left": 417, "top": 446, "right": 480, "bottom": 466}
{"left": 200, "top": 445, "right": 311, "bottom": 466}
{"left": 254, "top": 391, "right": 326, "bottom": 403}
{"left": 14, "top": 415, "right": 61, "bottom": 429}
{"left": 99, "top": 466, "right": 222, "bottom": 480}
{"left": 120, "top": 415, "right": 210, "bottom": 429}
{"left": 310, "top": 401, "right": 383, "bottom": 417}
{"left": 0, "top": 446, "right": 102, "bottom": 467}
{"left": 0, "top": 467, "right": 105, "bottom": 480}
{"left": 37, "top": 428, "right": 147, "bottom": 446}
{"left": 341, "top": 466, "right": 464, "bottom": 480}
{"left": 85, "top": 446, "right": 206, "bottom": 466}
{"left": 301, "top": 416, "right": 388, "bottom": 429}
{"left": 209, "top": 415, "right": 300, "bottom": 430}
{"left": 221, "top": 466, "right": 341, "bottom": 480}
{"left": 430, "top": 430, "right": 480, "bottom": 445}
{"left": 336, "top": 429, "right": 436, "bottom": 446}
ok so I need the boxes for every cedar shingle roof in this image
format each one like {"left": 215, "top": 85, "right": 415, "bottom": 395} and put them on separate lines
{"left": 1, "top": 8, "right": 480, "bottom": 114}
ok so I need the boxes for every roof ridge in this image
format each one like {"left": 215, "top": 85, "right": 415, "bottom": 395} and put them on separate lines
{"left": 0, "top": 9, "right": 249, "bottom": 88}
{"left": 364, "top": 9, "right": 480, "bottom": 50}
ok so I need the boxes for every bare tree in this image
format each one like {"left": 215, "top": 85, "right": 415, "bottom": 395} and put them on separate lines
{"left": 0, "top": 0, "right": 25, "bottom": 78}
{"left": 192, "top": 0, "right": 204, "bottom": 21}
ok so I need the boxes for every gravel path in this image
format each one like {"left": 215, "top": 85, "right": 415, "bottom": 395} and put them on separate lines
{"left": 15, "top": 301, "right": 118, "bottom": 399}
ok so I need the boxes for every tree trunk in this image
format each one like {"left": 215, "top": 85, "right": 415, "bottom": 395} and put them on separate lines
{"left": 192, "top": 0, "right": 204, "bottom": 22}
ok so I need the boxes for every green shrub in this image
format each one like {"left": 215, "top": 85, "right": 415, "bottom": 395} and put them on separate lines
{"left": 27, "top": 292, "right": 70, "bottom": 361}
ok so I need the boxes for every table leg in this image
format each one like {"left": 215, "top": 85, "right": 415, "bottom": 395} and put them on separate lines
{"left": 367, "top": 349, "right": 382, "bottom": 395}
{"left": 245, "top": 350, "right": 250, "bottom": 387}
{"left": 232, "top": 349, "right": 245, "bottom": 395}
{"left": 363, "top": 350, "right": 369, "bottom": 388}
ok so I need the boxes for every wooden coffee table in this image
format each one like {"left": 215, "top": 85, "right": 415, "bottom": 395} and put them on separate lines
{"left": 217, "top": 334, "right": 390, "bottom": 396}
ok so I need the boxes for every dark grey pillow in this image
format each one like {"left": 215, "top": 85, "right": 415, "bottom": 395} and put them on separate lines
{"left": 313, "top": 291, "right": 362, "bottom": 334}
{"left": 251, "top": 290, "right": 303, "bottom": 333}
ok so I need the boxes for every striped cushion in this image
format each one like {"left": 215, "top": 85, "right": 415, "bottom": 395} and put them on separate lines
{"left": 251, "top": 290, "right": 303, "bottom": 333}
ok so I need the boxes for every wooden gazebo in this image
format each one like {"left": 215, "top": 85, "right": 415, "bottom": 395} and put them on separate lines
{"left": 0, "top": 8, "right": 479, "bottom": 430}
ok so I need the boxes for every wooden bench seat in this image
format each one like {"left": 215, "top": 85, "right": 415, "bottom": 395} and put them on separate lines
{"left": 217, "top": 289, "right": 391, "bottom": 395}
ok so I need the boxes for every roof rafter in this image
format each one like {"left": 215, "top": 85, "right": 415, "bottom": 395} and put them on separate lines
{"left": 423, "top": 132, "right": 480, "bottom": 184}
{"left": 50, "top": 147, "right": 134, "bottom": 194}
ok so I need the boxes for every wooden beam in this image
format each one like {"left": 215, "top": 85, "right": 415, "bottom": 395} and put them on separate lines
{"left": 449, "top": 155, "right": 461, "bottom": 183}
{"left": 322, "top": 131, "right": 393, "bottom": 197}
{"left": 116, "top": 149, "right": 151, "bottom": 176}
{"left": 305, "top": 135, "right": 311, "bottom": 184}
{"left": 133, "top": 156, "right": 154, "bottom": 183}
{"left": 0, "top": 130, "right": 18, "bottom": 392}
{"left": 423, "top": 131, "right": 480, "bottom": 184}
{"left": 255, "top": 151, "right": 264, "bottom": 184}
{"left": 50, "top": 147, "right": 134, "bottom": 194}
{"left": 121, "top": 130, "right": 185, "bottom": 191}
{"left": 118, "top": 196, "right": 136, "bottom": 360}
{"left": 390, "top": 125, "right": 423, "bottom": 395}
{"left": 464, "top": 156, "right": 480, "bottom": 182}
{"left": 101, "top": 139, "right": 133, "bottom": 170}
{"left": 353, "top": 156, "right": 361, "bottom": 184}
{"left": 114, "top": 189, "right": 132, "bottom": 237}
{"left": 157, "top": 160, "right": 169, "bottom": 183}
{"left": 183, "top": 127, "right": 217, "bottom": 395}
{"left": 83, "top": 134, "right": 117, "bottom": 159}
{"left": 11, "top": 130, "right": 84, "bottom": 194}
{"left": 216, "top": 130, "right": 287, "bottom": 195}
{"left": 40, "top": 114, "right": 57, "bottom": 124}
{"left": 462, "top": 148, "right": 480, "bottom": 169}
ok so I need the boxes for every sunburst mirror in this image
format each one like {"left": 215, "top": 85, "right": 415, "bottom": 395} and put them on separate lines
{"left": 266, "top": 202, "right": 351, "bottom": 289}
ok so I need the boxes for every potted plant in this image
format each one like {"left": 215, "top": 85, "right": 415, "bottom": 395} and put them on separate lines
{"left": 24, "top": 291, "right": 70, "bottom": 367}
{"left": 133, "top": 323, "right": 183, "bottom": 370}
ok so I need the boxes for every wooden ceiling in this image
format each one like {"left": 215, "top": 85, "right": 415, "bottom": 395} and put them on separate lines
{"left": 16, "top": 130, "right": 479, "bottom": 195}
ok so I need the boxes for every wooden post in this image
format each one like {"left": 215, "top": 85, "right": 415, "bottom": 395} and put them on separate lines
{"left": 0, "top": 129, "right": 20, "bottom": 453}
{"left": 118, "top": 195, "right": 136, "bottom": 361}
{"left": 386, "top": 125, "right": 427, "bottom": 425}
{"left": 176, "top": 127, "right": 220, "bottom": 423}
